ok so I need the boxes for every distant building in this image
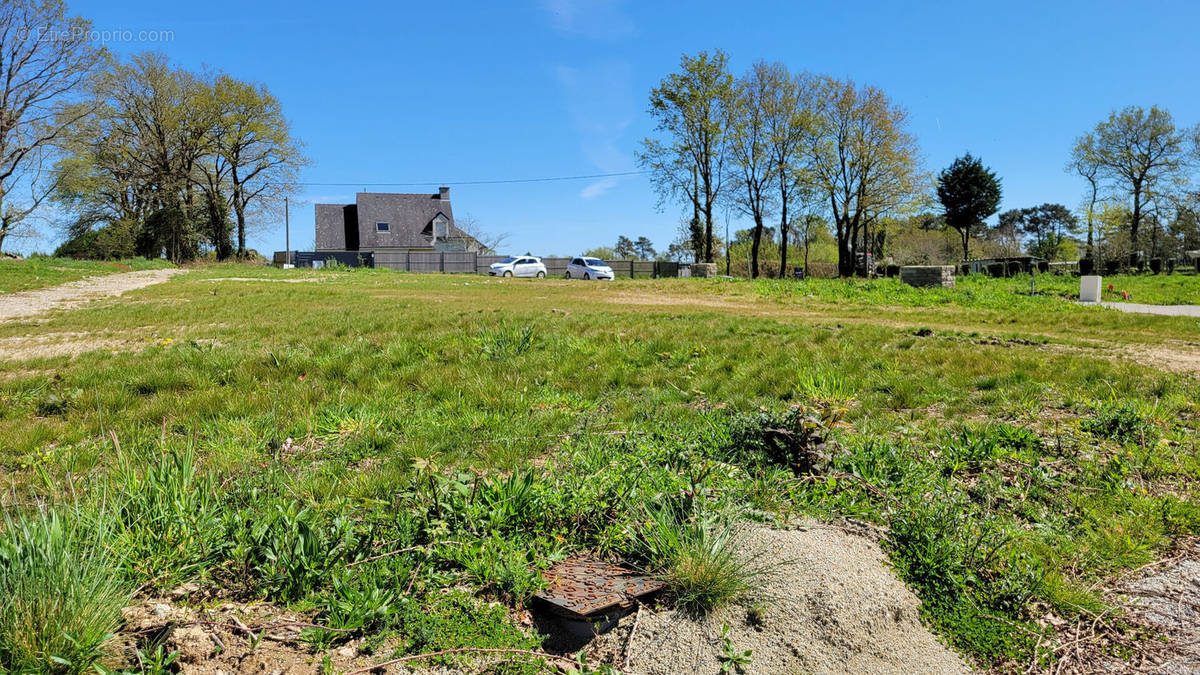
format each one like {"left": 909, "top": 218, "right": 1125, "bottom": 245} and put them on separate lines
{"left": 314, "top": 187, "right": 483, "bottom": 253}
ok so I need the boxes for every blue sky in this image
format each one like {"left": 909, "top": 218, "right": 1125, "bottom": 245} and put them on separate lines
{"left": 42, "top": 0, "right": 1200, "bottom": 257}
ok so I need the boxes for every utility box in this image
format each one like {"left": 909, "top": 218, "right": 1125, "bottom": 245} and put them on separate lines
{"left": 1080, "top": 275, "right": 1102, "bottom": 303}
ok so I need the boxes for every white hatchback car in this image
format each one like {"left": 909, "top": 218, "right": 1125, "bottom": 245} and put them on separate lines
{"left": 566, "top": 257, "right": 614, "bottom": 280}
{"left": 489, "top": 256, "right": 547, "bottom": 278}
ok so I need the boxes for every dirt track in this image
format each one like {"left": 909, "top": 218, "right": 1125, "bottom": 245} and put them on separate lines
{"left": 0, "top": 269, "right": 183, "bottom": 321}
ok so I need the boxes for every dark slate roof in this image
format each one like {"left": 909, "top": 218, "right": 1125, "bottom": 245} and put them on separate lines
{"left": 315, "top": 189, "right": 478, "bottom": 251}
{"left": 356, "top": 191, "right": 464, "bottom": 249}
{"left": 314, "top": 204, "right": 348, "bottom": 250}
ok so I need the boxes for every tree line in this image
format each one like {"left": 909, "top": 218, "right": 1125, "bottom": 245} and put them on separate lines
{"left": 641, "top": 50, "right": 1200, "bottom": 277}
{"left": 0, "top": 0, "right": 305, "bottom": 261}
{"left": 639, "top": 50, "right": 920, "bottom": 278}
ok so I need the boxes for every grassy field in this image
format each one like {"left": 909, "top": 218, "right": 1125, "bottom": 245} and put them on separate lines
{"left": 1, "top": 263, "right": 1198, "bottom": 672}
{"left": 0, "top": 256, "right": 173, "bottom": 294}
{"left": 1025, "top": 270, "right": 1199, "bottom": 305}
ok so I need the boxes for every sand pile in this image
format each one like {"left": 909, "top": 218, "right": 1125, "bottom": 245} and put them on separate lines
{"left": 610, "top": 524, "right": 968, "bottom": 675}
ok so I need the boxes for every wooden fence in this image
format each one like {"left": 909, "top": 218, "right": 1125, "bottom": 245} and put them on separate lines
{"left": 294, "top": 250, "right": 682, "bottom": 277}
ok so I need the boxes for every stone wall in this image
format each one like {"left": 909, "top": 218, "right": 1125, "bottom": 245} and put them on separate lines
{"left": 900, "top": 265, "right": 955, "bottom": 289}
{"left": 690, "top": 263, "right": 718, "bottom": 278}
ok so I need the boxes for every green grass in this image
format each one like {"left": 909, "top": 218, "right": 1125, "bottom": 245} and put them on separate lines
{"left": 629, "top": 506, "right": 773, "bottom": 614}
{"left": 0, "top": 265, "right": 1197, "bottom": 671}
{"left": 0, "top": 256, "right": 173, "bottom": 294}
{"left": 0, "top": 506, "right": 131, "bottom": 673}
{"left": 1023, "top": 271, "right": 1200, "bottom": 305}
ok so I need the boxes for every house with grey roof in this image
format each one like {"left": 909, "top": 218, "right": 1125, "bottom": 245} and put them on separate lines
{"left": 314, "top": 187, "right": 482, "bottom": 253}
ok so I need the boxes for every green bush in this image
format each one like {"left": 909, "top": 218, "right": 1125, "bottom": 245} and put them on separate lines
{"left": 0, "top": 507, "right": 131, "bottom": 673}
{"left": 54, "top": 222, "right": 137, "bottom": 260}
{"left": 726, "top": 403, "right": 851, "bottom": 475}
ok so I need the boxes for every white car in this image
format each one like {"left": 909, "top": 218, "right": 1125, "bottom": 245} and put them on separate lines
{"left": 566, "top": 257, "right": 614, "bottom": 280}
{"left": 489, "top": 255, "right": 546, "bottom": 278}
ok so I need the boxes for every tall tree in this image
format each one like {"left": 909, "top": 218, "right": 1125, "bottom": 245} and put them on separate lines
{"left": 728, "top": 64, "right": 778, "bottom": 278}
{"left": 0, "top": 0, "right": 102, "bottom": 253}
{"left": 808, "top": 77, "right": 922, "bottom": 276}
{"left": 633, "top": 236, "right": 656, "bottom": 260}
{"left": 55, "top": 54, "right": 306, "bottom": 262}
{"left": 936, "top": 153, "right": 1002, "bottom": 261}
{"left": 210, "top": 74, "right": 305, "bottom": 257}
{"left": 640, "top": 50, "right": 734, "bottom": 263}
{"left": 1067, "top": 140, "right": 1101, "bottom": 261}
{"left": 1073, "top": 106, "right": 1188, "bottom": 256}
{"left": 614, "top": 235, "right": 636, "bottom": 258}
{"left": 91, "top": 54, "right": 210, "bottom": 261}
{"left": 758, "top": 63, "right": 815, "bottom": 278}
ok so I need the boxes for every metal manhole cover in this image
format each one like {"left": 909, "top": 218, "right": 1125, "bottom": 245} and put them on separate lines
{"left": 533, "top": 557, "right": 665, "bottom": 620}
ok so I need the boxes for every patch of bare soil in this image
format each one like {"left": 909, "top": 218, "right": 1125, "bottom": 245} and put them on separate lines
{"left": 587, "top": 524, "right": 968, "bottom": 675}
{"left": 120, "top": 596, "right": 366, "bottom": 675}
{"left": 1123, "top": 342, "right": 1200, "bottom": 375}
{"left": 203, "top": 277, "right": 331, "bottom": 284}
{"left": 610, "top": 291, "right": 756, "bottom": 310}
{"left": 0, "top": 331, "right": 136, "bottom": 361}
{"left": 0, "top": 269, "right": 184, "bottom": 321}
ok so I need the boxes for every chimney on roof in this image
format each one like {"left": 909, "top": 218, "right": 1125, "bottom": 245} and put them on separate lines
{"left": 438, "top": 186, "right": 450, "bottom": 200}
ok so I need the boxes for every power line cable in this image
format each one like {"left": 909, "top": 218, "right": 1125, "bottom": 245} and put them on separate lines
{"left": 292, "top": 170, "right": 647, "bottom": 188}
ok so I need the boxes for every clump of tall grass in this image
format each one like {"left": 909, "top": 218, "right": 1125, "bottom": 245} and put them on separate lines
{"left": 629, "top": 506, "right": 773, "bottom": 614}
{"left": 0, "top": 506, "right": 130, "bottom": 673}
{"left": 477, "top": 323, "right": 535, "bottom": 360}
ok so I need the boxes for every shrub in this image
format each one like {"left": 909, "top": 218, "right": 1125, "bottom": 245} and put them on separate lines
{"left": 54, "top": 222, "right": 137, "bottom": 260}
{"left": 726, "top": 403, "right": 851, "bottom": 475}
{"left": 0, "top": 507, "right": 131, "bottom": 673}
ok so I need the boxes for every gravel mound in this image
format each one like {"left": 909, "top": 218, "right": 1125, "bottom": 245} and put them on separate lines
{"left": 615, "top": 524, "right": 968, "bottom": 675}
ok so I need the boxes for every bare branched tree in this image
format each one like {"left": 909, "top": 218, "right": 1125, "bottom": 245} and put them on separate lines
{"left": 453, "top": 213, "right": 508, "bottom": 254}
{"left": 0, "top": 0, "right": 102, "bottom": 252}
{"left": 640, "top": 50, "right": 735, "bottom": 263}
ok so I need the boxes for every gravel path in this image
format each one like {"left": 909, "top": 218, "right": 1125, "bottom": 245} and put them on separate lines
{"left": 604, "top": 524, "right": 968, "bottom": 675}
{"left": 1095, "top": 301, "right": 1200, "bottom": 317}
{"left": 0, "top": 268, "right": 184, "bottom": 322}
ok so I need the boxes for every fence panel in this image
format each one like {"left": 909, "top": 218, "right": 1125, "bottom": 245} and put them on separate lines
{"left": 408, "top": 251, "right": 442, "bottom": 273}
{"left": 373, "top": 250, "right": 408, "bottom": 271}
{"left": 293, "top": 251, "right": 374, "bottom": 268}
{"left": 654, "top": 261, "right": 680, "bottom": 278}
{"left": 631, "top": 261, "right": 655, "bottom": 278}
{"left": 476, "top": 255, "right": 504, "bottom": 274}
{"left": 442, "top": 251, "right": 476, "bottom": 274}
{"left": 542, "top": 257, "right": 570, "bottom": 277}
